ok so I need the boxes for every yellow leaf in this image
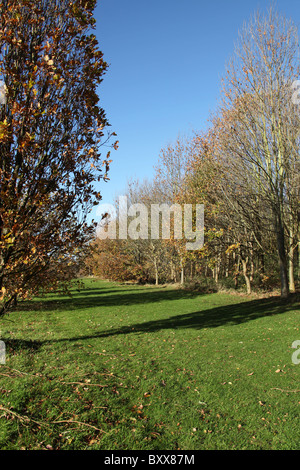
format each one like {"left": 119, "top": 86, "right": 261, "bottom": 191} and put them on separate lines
{"left": 0, "top": 286, "right": 6, "bottom": 300}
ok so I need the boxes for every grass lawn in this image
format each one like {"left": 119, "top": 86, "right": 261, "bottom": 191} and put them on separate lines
{"left": 0, "top": 278, "right": 299, "bottom": 450}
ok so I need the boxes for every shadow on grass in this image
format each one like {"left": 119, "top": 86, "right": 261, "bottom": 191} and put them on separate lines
{"left": 3, "top": 338, "right": 43, "bottom": 354}
{"left": 12, "top": 286, "right": 204, "bottom": 312}
{"left": 3, "top": 291, "right": 299, "bottom": 354}
{"left": 56, "top": 292, "right": 300, "bottom": 341}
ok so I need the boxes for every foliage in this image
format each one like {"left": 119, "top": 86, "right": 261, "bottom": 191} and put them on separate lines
{"left": 0, "top": 0, "right": 116, "bottom": 313}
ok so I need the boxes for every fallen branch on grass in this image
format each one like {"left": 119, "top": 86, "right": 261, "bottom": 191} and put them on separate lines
{"left": 0, "top": 406, "right": 106, "bottom": 433}
{"left": 0, "top": 406, "right": 50, "bottom": 428}
{"left": 0, "top": 368, "right": 30, "bottom": 378}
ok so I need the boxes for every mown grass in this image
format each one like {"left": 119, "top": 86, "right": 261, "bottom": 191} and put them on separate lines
{"left": 0, "top": 278, "right": 299, "bottom": 450}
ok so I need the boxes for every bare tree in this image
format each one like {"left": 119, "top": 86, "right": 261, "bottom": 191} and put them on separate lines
{"left": 216, "top": 7, "right": 300, "bottom": 297}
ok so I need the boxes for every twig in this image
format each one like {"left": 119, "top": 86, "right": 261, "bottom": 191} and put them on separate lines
{"left": 51, "top": 419, "right": 106, "bottom": 433}
{"left": 61, "top": 381, "right": 108, "bottom": 388}
{"left": 10, "top": 368, "right": 29, "bottom": 375}
{"left": 0, "top": 406, "right": 106, "bottom": 433}
{"left": 0, "top": 367, "right": 33, "bottom": 378}
{"left": 0, "top": 406, "right": 50, "bottom": 428}
{"left": 271, "top": 388, "right": 300, "bottom": 393}
{"left": 93, "top": 352, "right": 118, "bottom": 358}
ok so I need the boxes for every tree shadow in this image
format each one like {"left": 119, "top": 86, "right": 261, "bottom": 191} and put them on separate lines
{"left": 13, "top": 286, "right": 205, "bottom": 312}
{"left": 3, "top": 338, "right": 43, "bottom": 354}
{"left": 56, "top": 292, "right": 299, "bottom": 341}
{"left": 3, "top": 293, "right": 299, "bottom": 354}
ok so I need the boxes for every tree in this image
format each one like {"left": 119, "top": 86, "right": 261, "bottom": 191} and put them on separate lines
{"left": 216, "top": 7, "right": 300, "bottom": 297}
{"left": 0, "top": 0, "right": 116, "bottom": 314}
{"left": 154, "top": 136, "right": 193, "bottom": 284}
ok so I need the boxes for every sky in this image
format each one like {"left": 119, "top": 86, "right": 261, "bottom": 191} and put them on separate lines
{"left": 90, "top": 0, "right": 300, "bottom": 221}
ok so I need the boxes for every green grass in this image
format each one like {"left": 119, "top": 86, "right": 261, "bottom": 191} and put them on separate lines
{"left": 0, "top": 278, "right": 299, "bottom": 450}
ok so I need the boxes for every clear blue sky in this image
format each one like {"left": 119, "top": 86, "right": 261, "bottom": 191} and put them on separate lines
{"left": 91, "top": 0, "right": 300, "bottom": 221}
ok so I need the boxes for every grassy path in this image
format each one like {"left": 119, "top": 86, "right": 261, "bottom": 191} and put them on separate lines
{"left": 0, "top": 279, "right": 299, "bottom": 450}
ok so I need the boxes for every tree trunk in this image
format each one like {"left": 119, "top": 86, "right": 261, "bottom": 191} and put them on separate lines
{"left": 241, "top": 257, "right": 251, "bottom": 294}
{"left": 287, "top": 216, "right": 296, "bottom": 293}
{"left": 289, "top": 241, "right": 296, "bottom": 294}
{"left": 249, "top": 243, "right": 254, "bottom": 282}
{"left": 0, "top": 293, "right": 17, "bottom": 317}
{"left": 233, "top": 251, "right": 239, "bottom": 289}
{"left": 180, "top": 257, "right": 184, "bottom": 285}
{"left": 289, "top": 255, "right": 295, "bottom": 293}
{"left": 275, "top": 216, "right": 289, "bottom": 298}
{"left": 154, "top": 256, "right": 159, "bottom": 285}
{"left": 260, "top": 252, "right": 265, "bottom": 274}
{"left": 170, "top": 261, "right": 176, "bottom": 283}
{"left": 225, "top": 251, "right": 229, "bottom": 278}
{"left": 215, "top": 266, "right": 219, "bottom": 284}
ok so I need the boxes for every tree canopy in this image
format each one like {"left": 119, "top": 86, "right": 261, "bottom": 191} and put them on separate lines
{"left": 0, "top": 0, "right": 117, "bottom": 314}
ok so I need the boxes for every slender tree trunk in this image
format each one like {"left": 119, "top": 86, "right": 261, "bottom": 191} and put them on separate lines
{"left": 250, "top": 243, "right": 254, "bottom": 282}
{"left": 241, "top": 257, "right": 251, "bottom": 294}
{"left": 289, "top": 241, "right": 296, "bottom": 293}
{"left": 213, "top": 252, "right": 221, "bottom": 284}
{"left": 225, "top": 251, "right": 229, "bottom": 278}
{"left": 170, "top": 261, "right": 176, "bottom": 283}
{"left": 237, "top": 250, "right": 241, "bottom": 288}
{"left": 153, "top": 256, "right": 159, "bottom": 285}
{"left": 217, "top": 252, "right": 221, "bottom": 283}
{"left": 215, "top": 266, "right": 219, "bottom": 284}
{"left": 260, "top": 252, "right": 265, "bottom": 274}
{"left": 287, "top": 215, "right": 296, "bottom": 293}
{"left": 233, "top": 251, "right": 239, "bottom": 289}
{"left": 180, "top": 257, "right": 184, "bottom": 284}
{"left": 289, "top": 253, "right": 295, "bottom": 293}
{"left": 275, "top": 215, "right": 289, "bottom": 298}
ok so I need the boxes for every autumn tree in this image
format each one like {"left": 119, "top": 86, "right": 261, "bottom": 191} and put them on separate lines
{"left": 0, "top": 0, "right": 116, "bottom": 314}
{"left": 216, "top": 7, "right": 300, "bottom": 297}
{"left": 154, "top": 136, "right": 194, "bottom": 284}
